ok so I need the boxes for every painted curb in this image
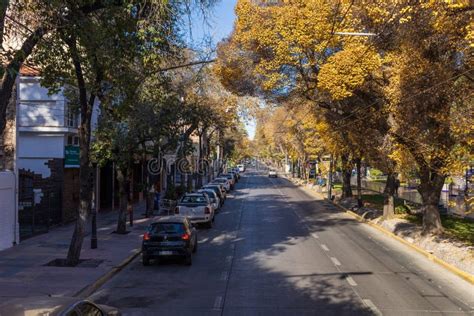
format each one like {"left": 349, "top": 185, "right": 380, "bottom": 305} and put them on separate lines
{"left": 284, "top": 176, "right": 474, "bottom": 285}
{"left": 73, "top": 249, "right": 142, "bottom": 298}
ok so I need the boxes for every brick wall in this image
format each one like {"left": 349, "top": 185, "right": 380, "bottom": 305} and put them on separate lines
{"left": 63, "top": 168, "right": 80, "bottom": 222}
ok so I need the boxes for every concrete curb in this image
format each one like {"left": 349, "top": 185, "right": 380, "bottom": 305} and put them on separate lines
{"left": 73, "top": 249, "right": 142, "bottom": 298}
{"left": 284, "top": 176, "right": 474, "bottom": 285}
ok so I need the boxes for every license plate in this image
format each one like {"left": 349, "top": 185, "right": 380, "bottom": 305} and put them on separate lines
{"left": 159, "top": 251, "right": 173, "bottom": 255}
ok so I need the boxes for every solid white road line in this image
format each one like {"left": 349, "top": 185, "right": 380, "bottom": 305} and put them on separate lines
{"left": 330, "top": 257, "right": 342, "bottom": 266}
{"left": 362, "top": 299, "right": 382, "bottom": 316}
{"left": 346, "top": 276, "right": 357, "bottom": 286}
{"left": 321, "top": 244, "right": 330, "bottom": 251}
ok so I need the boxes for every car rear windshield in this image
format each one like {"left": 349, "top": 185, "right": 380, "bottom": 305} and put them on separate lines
{"left": 150, "top": 223, "right": 185, "bottom": 234}
{"left": 203, "top": 191, "right": 216, "bottom": 198}
{"left": 180, "top": 195, "right": 207, "bottom": 204}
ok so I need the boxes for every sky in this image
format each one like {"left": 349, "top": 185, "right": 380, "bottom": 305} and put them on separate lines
{"left": 185, "top": 0, "right": 257, "bottom": 140}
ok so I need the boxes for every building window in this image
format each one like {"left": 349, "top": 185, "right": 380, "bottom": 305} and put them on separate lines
{"left": 67, "top": 135, "right": 79, "bottom": 146}
{"left": 67, "top": 107, "right": 79, "bottom": 127}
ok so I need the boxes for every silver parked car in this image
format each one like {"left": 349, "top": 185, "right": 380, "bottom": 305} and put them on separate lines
{"left": 197, "top": 189, "right": 220, "bottom": 212}
{"left": 203, "top": 184, "right": 226, "bottom": 203}
{"left": 175, "top": 193, "right": 215, "bottom": 228}
{"left": 212, "top": 178, "right": 231, "bottom": 192}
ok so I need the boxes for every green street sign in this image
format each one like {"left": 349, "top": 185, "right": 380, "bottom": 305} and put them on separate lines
{"left": 65, "top": 145, "right": 80, "bottom": 168}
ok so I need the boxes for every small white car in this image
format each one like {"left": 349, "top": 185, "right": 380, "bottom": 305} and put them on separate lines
{"left": 197, "top": 189, "right": 220, "bottom": 212}
{"left": 175, "top": 193, "right": 215, "bottom": 228}
{"left": 268, "top": 170, "right": 277, "bottom": 178}
{"left": 238, "top": 164, "right": 245, "bottom": 172}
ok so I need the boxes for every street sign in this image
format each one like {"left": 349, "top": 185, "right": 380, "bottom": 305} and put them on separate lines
{"left": 64, "top": 145, "right": 80, "bottom": 168}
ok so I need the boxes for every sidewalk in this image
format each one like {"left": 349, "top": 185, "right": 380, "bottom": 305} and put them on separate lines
{"left": 0, "top": 202, "right": 156, "bottom": 305}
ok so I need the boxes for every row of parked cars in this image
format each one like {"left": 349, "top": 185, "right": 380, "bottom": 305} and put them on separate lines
{"left": 141, "top": 167, "right": 243, "bottom": 266}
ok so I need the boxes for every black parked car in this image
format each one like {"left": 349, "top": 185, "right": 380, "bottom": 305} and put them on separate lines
{"left": 142, "top": 216, "right": 197, "bottom": 266}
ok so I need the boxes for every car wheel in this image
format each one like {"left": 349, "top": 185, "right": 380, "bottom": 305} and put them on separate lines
{"left": 185, "top": 254, "right": 192, "bottom": 266}
{"left": 192, "top": 240, "right": 198, "bottom": 253}
{"left": 142, "top": 255, "right": 150, "bottom": 266}
{"left": 207, "top": 219, "right": 213, "bottom": 229}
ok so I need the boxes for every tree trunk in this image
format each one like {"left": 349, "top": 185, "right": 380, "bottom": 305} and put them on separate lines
{"left": 383, "top": 172, "right": 397, "bottom": 219}
{"left": 327, "top": 154, "right": 334, "bottom": 200}
{"left": 418, "top": 172, "right": 445, "bottom": 234}
{"left": 341, "top": 154, "right": 353, "bottom": 199}
{"left": 355, "top": 158, "right": 362, "bottom": 207}
{"left": 0, "top": 82, "right": 16, "bottom": 170}
{"left": 116, "top": 167, "right": 129, "bottom": 234}
{"left": 0, "top": 27, "right": 46, "bottom": 136}
{"left": 65, "top": 34, "right": 95, "bottom": 266}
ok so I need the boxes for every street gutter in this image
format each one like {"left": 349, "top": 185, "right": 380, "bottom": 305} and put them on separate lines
{"left": 73, "top": 249, "right": 141, "bottom": 298}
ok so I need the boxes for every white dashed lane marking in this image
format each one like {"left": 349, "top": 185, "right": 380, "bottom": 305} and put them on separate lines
{"left": 346, "top": 276, "right": 357, "bottom": 286}
{"left": 363, "top": 299, "right": 382, "bottom": 316}
{"left": 321, "top": 244, "right": 330, "bottom": 251}
{"left": 311, "top": 233, "right": 319, "bottom": 239}
{"left": 330, "top": 257, "right": 341, "bottom": 266}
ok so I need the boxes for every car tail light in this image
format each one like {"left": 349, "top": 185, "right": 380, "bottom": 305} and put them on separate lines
{"left": 204, "top": 207, "right": 211, "bottom": 214}
{"left": 175, "top": 206, "right": 179, "bottom": 214}
{"left": 143, "top": 232, "right": 151, "bottom": 241}
{"left": 181, "top": 233, "right": 190, "bottom": 240}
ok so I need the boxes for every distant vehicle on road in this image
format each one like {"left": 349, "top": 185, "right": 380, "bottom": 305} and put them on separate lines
{"left": 0, "top": 296, "right": 120, "bottom": 316}
{"left": 142, "top": 216, "right": 197, "bottom": 266}
{"left": 220, "top": 173, "right": 235, "bottom": 188}
{"left": 231, "top": 168, "right": 241, "bottom": 179}
{"left": 229, "top": 171, "right": 239, "bottom": 183}
{"left": 268, "top": 170, "right": 277, "bottom": 178}
{"left": 237, "top": 164, "right": 245, "bottom": 172}
{"left": 175, "top": 193, "right": 215, "bottom": 228}
{"left": 212, "top": 177, "right": 231, "bottom": 192}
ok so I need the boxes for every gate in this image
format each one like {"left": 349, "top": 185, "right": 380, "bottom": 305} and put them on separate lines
{"left": 18, "top": 170, "right": 50, "bottom": 240}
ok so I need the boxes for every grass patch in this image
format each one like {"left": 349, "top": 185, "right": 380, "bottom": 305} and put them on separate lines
{"left": 360, "top": 194, "right": 405, "bottom": 211}
{"left": 441, "top": 216, "right": 474, "bottom": 246}
{"left": 396, "top": 213, "right": 474, "bottom": 246}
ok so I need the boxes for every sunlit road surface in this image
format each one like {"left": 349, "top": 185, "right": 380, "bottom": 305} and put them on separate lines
{"left": 90, "top": 170, "right": 474, "bottom": 316}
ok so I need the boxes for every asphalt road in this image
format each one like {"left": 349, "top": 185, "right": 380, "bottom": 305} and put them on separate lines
{"left": 90, "top": 170, "right": 474, "bottom": 316}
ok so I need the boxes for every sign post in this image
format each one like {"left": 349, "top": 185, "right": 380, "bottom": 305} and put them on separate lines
{"left": 64, "top": 146, "right": 80, "bottom": 168}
